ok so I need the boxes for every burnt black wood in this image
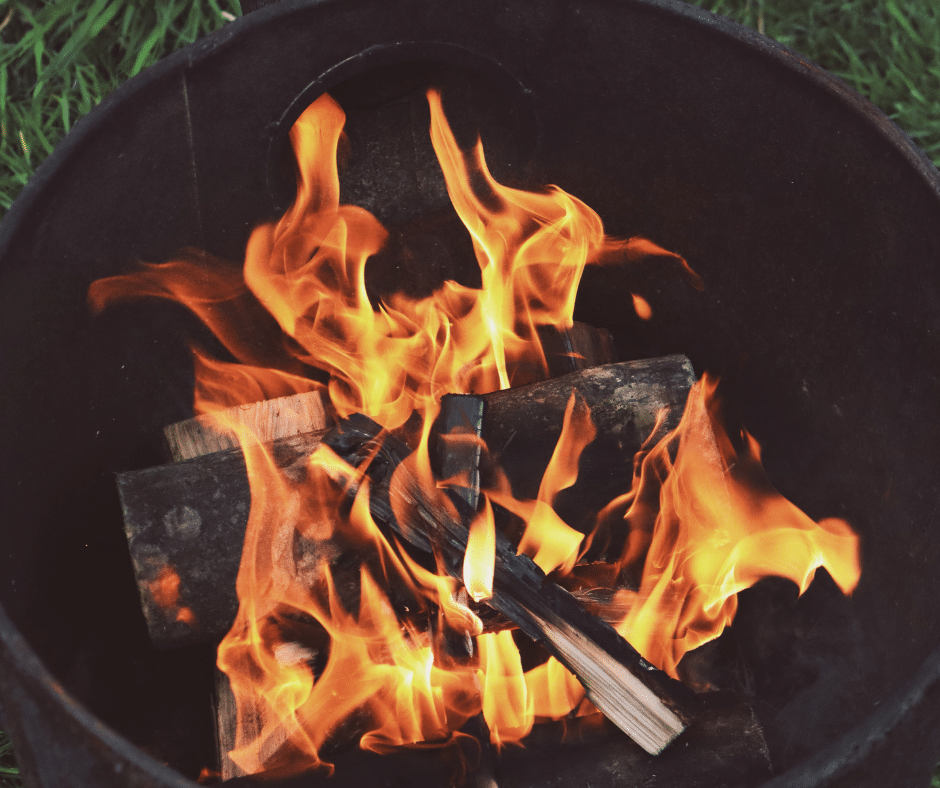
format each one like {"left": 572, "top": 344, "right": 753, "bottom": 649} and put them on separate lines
{"left": 480, "top": 355, "right": 693, "bottom": 531}
{"left": 223, "top": 691, "right": 770, "bottom": 788}
{"left": 115, "top": 431, "right": 324, "bottom": 648}
{"left": 536, "top": 321, "right": 617, "bottom": 377}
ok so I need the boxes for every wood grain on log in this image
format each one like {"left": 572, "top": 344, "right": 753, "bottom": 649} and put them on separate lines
{"left": 164, "top": 391, "right": 331, "bottom": 461}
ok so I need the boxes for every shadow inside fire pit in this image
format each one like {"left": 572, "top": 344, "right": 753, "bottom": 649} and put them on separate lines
{"left": 223, "top": 693, "right": 771, "bottom": 788}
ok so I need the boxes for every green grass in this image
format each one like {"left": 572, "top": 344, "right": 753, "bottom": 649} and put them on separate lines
{"left": 0, "top": 0, "right": 937, "bottom": 221}
{"left": 687, "top": 0, "right": 940, "bottom": 163}
{"left": 0, "top": 729, "right": 20, "bottom": 788}
{"left": 0, "top": 0, "right": 243, "bottom": 217}
{"left": 0, "top": 1, "right": 245, "bottom": 781}
{"left": 0, "top": 0, "right": 939, "bottom": 785}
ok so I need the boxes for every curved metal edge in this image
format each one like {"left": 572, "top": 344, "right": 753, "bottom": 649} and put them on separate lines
{"left": 262, "top": 39, "right": 539, "bottom": 208}
{"left": 0, "top": 0, "right": 339, "bottom": 264}
{"left": 761, "top": 643, "right": 940, "bottom": 788}
{"left": 0, "top": 604, "right": 197, "bottom": 788}
{"left": 0, "top": 0, "right": 939, "bottom": 785}
{"left": 635, "top": 0, "right": 940, "bottom": 201}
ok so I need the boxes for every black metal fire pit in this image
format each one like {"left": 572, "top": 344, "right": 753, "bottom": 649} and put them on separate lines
{"left": 2, "top": 0, "right": 940, "bottom": 786}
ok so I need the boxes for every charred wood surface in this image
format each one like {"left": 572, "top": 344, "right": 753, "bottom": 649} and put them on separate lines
{"left": 482, "top": 355, "right": 693, "bottom": 524}
{"left": 116, "top": 430, "right": 325, "bottom": 648}
{"left": 536, "top": 320, "right": 616, "bottom": 376}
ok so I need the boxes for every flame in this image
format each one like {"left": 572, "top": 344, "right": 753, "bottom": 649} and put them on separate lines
{"left": 89, "top": 91, "right": 681, "bottom": 422}
{"left": 217, "top": 431, "right": 482, "bottom": 775}
{"left": 147, "top": 564, "right": 196, "bottom": 626}
{"left": 518, "top": 391, "right": 594, "bottom": 575}
{"left": 463, "top": 497, "right": 496, "bottom": 602}
{"left": 89, "top": 85, "right": 861, "bottom": 777}
{"left": 478, "top": 630, "right": 532, "bottom": 746}
{"left": 610, "top": 374, "right": 861, "bottom": 677}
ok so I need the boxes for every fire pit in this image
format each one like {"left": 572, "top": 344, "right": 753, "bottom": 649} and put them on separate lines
{"left": 2, "top": 1, "right": 940, "bottom": 787}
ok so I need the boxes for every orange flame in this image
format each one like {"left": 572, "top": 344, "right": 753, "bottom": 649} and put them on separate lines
{"left": 217, "top": 431, "right": 483, "bottom": 775}
{"left": 147, "top": 565, "right": 196, "bottom": 626}
{"left": 609, "top": 374, "right": 861, "bottom": 677}
{"left": 478, "top": 630, "right": 532, "bottom": 746}
{"left": 89, "top": 90, "right": 683, "bottom": 421}
{"left": 89, "top": 85, "right": 860, "bottom": 777}
{"left": 463, "top": 497, "right": 496, "bottom": 603}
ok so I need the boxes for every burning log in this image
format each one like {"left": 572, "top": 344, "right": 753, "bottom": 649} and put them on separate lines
{"left": 117, "top": 355, "right": 694, "bottom": 648}
{"left": 119, "top": 423, "right": 329, "bottom": 648}
{"left": 479, "top": 354, "right": 693, "bottom": 514}
{"left": 322, "top": 412, "right": 699, "bottom": 755}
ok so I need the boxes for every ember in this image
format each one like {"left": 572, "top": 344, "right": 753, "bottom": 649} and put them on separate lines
{"left": 90, "top": 88, "right": 861, "bottom": 780}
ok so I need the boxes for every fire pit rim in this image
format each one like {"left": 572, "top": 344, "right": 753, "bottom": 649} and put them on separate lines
{"left": 2, "top": 1, "right": 940, "bottom": 786}
{"left": 2, "top": 0, "right": 939, "bottom": 266}
{"left": 0, "top": 605, "right": 193, "bottom": 788}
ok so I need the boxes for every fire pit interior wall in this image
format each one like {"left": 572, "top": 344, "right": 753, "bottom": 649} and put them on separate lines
{"left": 2, "top": 0, "right": 940, "bottom": 786}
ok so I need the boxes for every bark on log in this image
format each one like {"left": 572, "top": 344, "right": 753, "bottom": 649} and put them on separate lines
{"left": 117, "top": 430, "right": 325, "bottom": 648}
{"left": 481, "top": 355, "right": 693, "bottom": 521}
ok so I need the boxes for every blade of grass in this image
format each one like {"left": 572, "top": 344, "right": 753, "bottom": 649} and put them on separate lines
{"left": 884, "top": 0, "right": 924, "bottom": 47}
{"left": 129, "top": 23, "right": 169, "bottom": 77}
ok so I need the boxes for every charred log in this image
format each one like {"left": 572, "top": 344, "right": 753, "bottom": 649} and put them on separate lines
{"left": 221, "top": 692, "right": 769, "bottom": 788}
{"left": 117, "top": 429, "right": 326, "bottom": 648}
{"left": 481, "top": 355, "right": 693, "bottom": 532}
{"left": 536, "top": 320, "right": 617, "bottom": 377}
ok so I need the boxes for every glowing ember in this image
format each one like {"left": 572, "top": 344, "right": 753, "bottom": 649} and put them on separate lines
{"left": 89, "top": 88, "right": 860, "bottom": 777}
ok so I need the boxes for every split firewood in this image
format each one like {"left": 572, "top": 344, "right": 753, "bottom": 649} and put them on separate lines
{"left": 164, "top": 390, "right": 331, "bottom": 461}
{"left": 117, "top": 355, "right": 694, "bottom": 648}
{"left": 322, "top": 413, "right": 699, "bottom": 755}
{"left": 216, "top": 670, "right": 251, "bottom": 780}
{"left": 120, "top": 398, "right": 329, "bottom": 648}
{"left": 432, "top": 400, "right": 499, "bottom": 787}
{"left": 480, "top": 354, "right": 693, "bottom": 516}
